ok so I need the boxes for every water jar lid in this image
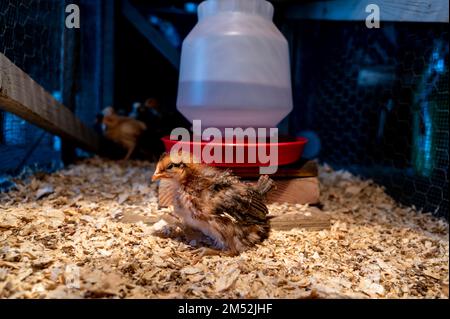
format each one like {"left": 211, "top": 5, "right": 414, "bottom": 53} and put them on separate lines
{"left": 198, "top": 0, "right": 274, "bottom": 21}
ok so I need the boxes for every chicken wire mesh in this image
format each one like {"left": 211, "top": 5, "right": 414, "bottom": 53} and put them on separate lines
{"left": 0, "top": 0, "right": 64, "bottom": 175}
{"left": 0, "top": 0, "right": 103, "bottom": 177}
{"left": 289, "top": 21, "right": 448, "bottom": 218}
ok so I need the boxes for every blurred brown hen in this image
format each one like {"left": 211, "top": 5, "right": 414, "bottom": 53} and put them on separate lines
{"left": 102, "top": 107, "right": 147, "bottom": 160}
{"left": 152, "top": 152, "right": 274, "bottom": 257}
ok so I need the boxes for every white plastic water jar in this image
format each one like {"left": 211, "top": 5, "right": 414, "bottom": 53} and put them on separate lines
{"left": 177, "top": 0, "right": 293, "bottom": 133}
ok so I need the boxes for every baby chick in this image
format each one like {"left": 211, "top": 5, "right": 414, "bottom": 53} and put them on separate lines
{"left": 102, "top": 106, "right": 147, "bottom": 160}
{"left": 152, "top": 152, "right": 274, "bottom": 258}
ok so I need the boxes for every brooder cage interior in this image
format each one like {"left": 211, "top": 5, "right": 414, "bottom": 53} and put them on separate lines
{"left": 0, "top": 0, "right": 448, "bottom": 299}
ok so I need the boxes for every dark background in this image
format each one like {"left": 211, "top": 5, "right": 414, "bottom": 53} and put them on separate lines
{"left": 0, "top": 0, "right": 448, "bottom": 218}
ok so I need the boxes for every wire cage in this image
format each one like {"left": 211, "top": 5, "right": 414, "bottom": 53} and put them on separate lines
{"left": 0, "top": 0, "right": 103, "bottom": 177}
{"left": 0, "top": 1, "right": 448, "bottom": 219}
{"left": 288, "top": 21, "right": 449, "bottom": 218}
{"left": 0, "top": 0, "right": 63, "bottom": 175}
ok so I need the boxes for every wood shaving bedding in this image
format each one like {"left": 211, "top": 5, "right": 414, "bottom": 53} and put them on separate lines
{"left": 0, "top": 158, "right": 448, "bottom": 299}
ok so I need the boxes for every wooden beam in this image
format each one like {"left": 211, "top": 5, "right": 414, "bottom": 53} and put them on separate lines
{"left": 121, "top": 209, "right": 330, "bottom": 231}
{"left": 122, "top": 0, "right": 180, "bottom": 69}
{"left": 269, "top": 210, "right": 330, "bottom": 231}
{"left": 230, "top": 160, "right": 318, "bottom": 179}
{"left": 0, "top": 52, "right": 100, "bottom": 153}
{"left": 285, "top": 0, "right": 449, "bottom": 23}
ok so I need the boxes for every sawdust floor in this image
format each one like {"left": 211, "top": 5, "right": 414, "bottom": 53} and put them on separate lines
{"left": 0, "top": 158, "right": 448, "bottom": 299}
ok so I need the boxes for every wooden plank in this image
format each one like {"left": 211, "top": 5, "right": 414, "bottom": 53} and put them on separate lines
{"left": 121, "top": 209, "right": 330, "bottom": 231}
{"left": 285, "top": 0, "right": 449, "bottom": 23}
{"left": 230, "top": 160, "right": 318, "bottom": 179}
{"left": 269, "top": 210, "right": 330, "bottom": 231}
{"left": 122, "top": 0, "right": 180, "bottom": 69}
{"left": 0, "top": 52, "right": 100, "bottom": 153}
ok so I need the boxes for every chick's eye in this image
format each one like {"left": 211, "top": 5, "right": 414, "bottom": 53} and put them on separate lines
{"left": 167, "top": 163, "right": 174, "bottom": 170}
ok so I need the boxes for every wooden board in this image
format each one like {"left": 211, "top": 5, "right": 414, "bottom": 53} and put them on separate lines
{"left": 271, "top": 212, "right": 329, "bottom": 231}
{"left": 122, "top": 0, "right": 180, "bottom": 69}
{"left": 230, "top": 159, "right": 318, "bottom": 179}
{"left": 285, "top": 0, "right": 449, "bottom": 22}
{"left": 0, "top": 52, "right": 100, "bottom": 153}
{"left": 121, "top": 210, "right": 330, "bottom": 231}
{"left": 269, "top": 208, "right": 330, "bottom": 231}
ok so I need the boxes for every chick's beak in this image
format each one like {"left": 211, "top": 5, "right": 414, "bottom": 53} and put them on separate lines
{"left": 152, "top": 172, "right": 165, "bottom": 181}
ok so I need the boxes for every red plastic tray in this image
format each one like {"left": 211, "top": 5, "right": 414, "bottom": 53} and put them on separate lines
{"left": 161, "top": 136, "right": 308, "bottom": 167}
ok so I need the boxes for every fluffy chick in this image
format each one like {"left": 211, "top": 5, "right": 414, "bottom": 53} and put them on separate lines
{"left": 102, "top": 107, "right": 147, "bottom": 160}
{"left": 152, "top": 152, "right": 274, "bottom": 257}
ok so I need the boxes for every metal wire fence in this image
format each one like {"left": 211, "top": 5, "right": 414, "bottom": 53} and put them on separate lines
{"left": 0, "top": 0, "right": 103, "bottom": 175}
{"left": 0, "top": 0, "right": 64, "bottom": 175}
{"left": 290, "top": 21, "right": 448, "bottom": 218}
